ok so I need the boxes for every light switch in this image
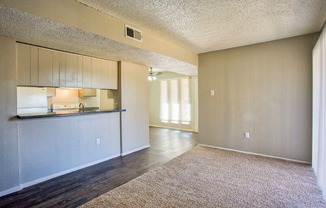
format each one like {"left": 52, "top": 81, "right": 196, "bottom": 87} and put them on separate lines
{"left": 244, "top": 132, "right": 250, "bottom": 139}
{"left": 210, "top": 90, "right": 215, "bottom": 96}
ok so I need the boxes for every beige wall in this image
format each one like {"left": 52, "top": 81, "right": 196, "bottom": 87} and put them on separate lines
{"left": 120, "top": 61, "right": 149, "bottom": 155}
{"left": 0, "top": 36, "right": 20, "bottom": 195}
{"left": 198, "top": 33, "right": 319, "bottom": 162}
{"left": 149, "top": 80, "right": 161, "bottom": 127}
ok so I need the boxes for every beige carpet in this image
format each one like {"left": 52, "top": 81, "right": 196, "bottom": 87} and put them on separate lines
{"left": 80, "top": 146, "right": 326, "bottom": 208}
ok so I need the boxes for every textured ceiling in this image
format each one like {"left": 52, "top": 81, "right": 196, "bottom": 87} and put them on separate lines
{"left": 0, "top": 5, "right": 197, "bottom": 75}
{"left": 1, "top": 1, "right": 325, "bottom": 76}
{"left": 77, "top": 0, "right": 326, "bottom": 53}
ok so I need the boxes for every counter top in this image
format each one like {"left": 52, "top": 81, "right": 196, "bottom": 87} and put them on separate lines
{"left": 17, "top": 108, "right": 126, "bottom": 119}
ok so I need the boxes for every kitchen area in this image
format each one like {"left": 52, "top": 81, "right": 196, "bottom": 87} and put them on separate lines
{"left": 0, "top": 37, "right": 149, "bottom": 196}
{"left": 16, "top": 42, "right": 123, "bottom": 118}
{"left": 17, "top": 87, "right": 122, "bottom": 118}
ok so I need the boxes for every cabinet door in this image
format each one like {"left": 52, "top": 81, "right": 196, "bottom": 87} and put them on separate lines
{"left": 102, "top": 60, "right": 118, "bottom": 89}
{"left": 30, "top": 46, "right": 39, "bottom": 86}
{"left": 52, "top": 51, "right": 60, "bottom": 87}
{"left": 91, "top": 58, "right": 102, "bottom": 89}
{"left": 65, "top": 53, "right": 78, "bottom": 87}
{"left": 38, "top": 48, "right": 53, "bottom": 86}
{"left": 108, "top": 60, "right": 118, "bottom": 89}
{"left": 17, "top": 43, "right": 31, "bottom": 85}
{"left": 82, "top": 56, "right": 92, "bottom": 88}
{"left": 102, "top": 60, "right": 110, "bottom": 89}
{"left": 59, "top": 52, "right": 66, "bottom": 87}
{"left": 77, "top": 55, "right": 83, "bottom": 88}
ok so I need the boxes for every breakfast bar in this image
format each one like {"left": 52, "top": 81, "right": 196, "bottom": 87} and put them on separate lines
{"left": 17, "top": 108, "right": 126, "bottom": 119}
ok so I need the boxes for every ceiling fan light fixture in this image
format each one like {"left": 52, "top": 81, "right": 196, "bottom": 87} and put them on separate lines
{"left": 148, "top": 74, "right": 156, "bottom": 81}
{"left": 148, "top": 67, "right": 157, "bottom": 81}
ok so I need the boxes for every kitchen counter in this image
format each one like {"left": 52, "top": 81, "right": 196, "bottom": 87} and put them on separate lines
{"left": 17, "top": 108, "right": 126, "bottom": 119}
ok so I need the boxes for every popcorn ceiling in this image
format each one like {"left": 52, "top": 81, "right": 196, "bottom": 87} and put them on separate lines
{"left": 0, "top": 5, "right": 197, "bottom": 75}
{"left": 1, "top": 0, "right": 325, "bottom": 76}
{"left": 77, "top": 0, "right": 326, "bottom": 53}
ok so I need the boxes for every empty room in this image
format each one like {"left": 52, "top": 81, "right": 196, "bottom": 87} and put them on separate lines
{"left": 0, "top": 0, "right": 326, "bottom": 207}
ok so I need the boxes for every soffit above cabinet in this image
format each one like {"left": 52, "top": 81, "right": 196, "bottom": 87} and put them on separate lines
{"left": 0, "top": 1, "right": 198, "bottom": 76}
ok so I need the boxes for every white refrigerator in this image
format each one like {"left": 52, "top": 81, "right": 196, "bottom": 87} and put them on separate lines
{"left": 17, "top": 87, "right": 48, "bottom": 114}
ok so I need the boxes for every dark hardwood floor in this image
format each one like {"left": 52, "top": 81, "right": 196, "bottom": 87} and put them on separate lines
{"left": 0, "top": 127, "right": 197, "bottom": 208}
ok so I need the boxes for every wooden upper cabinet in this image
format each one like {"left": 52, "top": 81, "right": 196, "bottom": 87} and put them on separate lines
{"left": 38, "top": 48, "right": 53, "bottom": 86}
{"left": 52, "top": 51, "right": 60, "bottom": 87}
{"left": 108, "top": 60, "right": 118, "bottom": 89}
{"left": 65, "top": 53, "right": 78, "bottom": 87}
{"left": 102, "top": 60, "right": 118, "bottom": 89}
{"left": 77, "top": 55, "right": 83, "bottom": 88}
{"left": 17, "top": 43, "right": 31, "bottom": 86}
{"left": 82, "top": 56, "right": 92, "bottom": 88}
{"left": 93, "top": 58, "right": 118, "bottom": 89}
{"left": 16, "top": 43, "right": 39, "bottom": 86}
{"left": 30, "top": 47, "right": 39, "bottom": 86}
{"left": 59, "top": 52, "right": 66, "bottom": 87}
{"left": 91, "top": 58, "right": 102, "bottom": 89}
{"left": 102, "top": 60, "right": 110, "bottom": 89}
{"left": 17, "top": 43, "right": 118, "bottom": 89}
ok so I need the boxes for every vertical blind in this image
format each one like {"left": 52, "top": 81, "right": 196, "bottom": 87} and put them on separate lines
{"left": 312, "top": 26, "right": 326, "bottom": 200}
{"left": 160, "top": 78, "right": 191, "bottom": 125}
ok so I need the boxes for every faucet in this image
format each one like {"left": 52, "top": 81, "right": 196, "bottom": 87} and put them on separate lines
{"left": 79, "top": 103, "right": 84, "bottom": 110}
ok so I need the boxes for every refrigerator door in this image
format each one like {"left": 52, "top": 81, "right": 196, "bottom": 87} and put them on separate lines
{"left": 17, "top": 87, "right": 48, "bottom": 113}
{"left": 17, "top": 107, "right": 48, "bottom": 114}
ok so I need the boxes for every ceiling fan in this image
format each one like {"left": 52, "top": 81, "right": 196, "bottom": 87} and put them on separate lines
{"left": 148, "top": 67, "right": 162, "bottom": 81}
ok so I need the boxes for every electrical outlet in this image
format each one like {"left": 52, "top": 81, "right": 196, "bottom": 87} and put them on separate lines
{"left": 244, "top": 132, "right": 250, "bottom": 139}
{"left": 96, "top": 138, "right": 101, "bottom": 145}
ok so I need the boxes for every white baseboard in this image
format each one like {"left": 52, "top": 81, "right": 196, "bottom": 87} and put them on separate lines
{"left": 149, "top": 125, "right": 196, "bottom": 132}
{"left": 199, "top": 144, "right": 311, "bottom": 164}
{"left": 121, "top": 145, "right": 150, "bottom": 156}
{"left": 0, "top": 186, "right": 22, "bottom": 197}
{"left": 20, "top": 153, "right": 120, "bottom": 189}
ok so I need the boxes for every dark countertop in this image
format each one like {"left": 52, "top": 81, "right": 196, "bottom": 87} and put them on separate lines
{"left": 17, "top": 108, "right": 126, "bottom": 119}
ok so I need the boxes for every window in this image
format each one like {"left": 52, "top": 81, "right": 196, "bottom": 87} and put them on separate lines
{"left": 160, "top": 78, "right": 191, "bottom": 125}
{"left": 181, "top": 78, "right": 191, "bottom": 124}
{"left": 170, "top": 80, "right": 179, "bottom": 123}
{"left": 160, "top": 81, "right": 169, "bottom": 123}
